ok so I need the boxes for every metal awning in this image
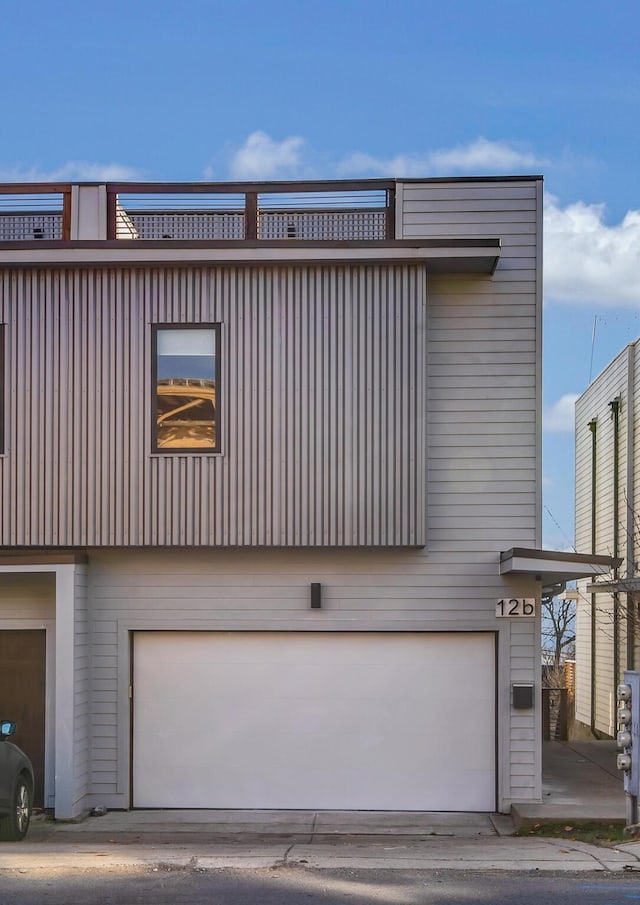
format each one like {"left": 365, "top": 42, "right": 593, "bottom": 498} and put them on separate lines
{"left": 500, "top": 547, "right": 621, "bottom": 591}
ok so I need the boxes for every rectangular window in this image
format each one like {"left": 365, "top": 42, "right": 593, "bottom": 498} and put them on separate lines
{"left": 152, "top": 325, "right": 219, "bottom": 453}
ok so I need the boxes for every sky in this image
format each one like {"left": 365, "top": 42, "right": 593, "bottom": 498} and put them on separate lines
{"left": 1, "top": 0, "right": 638, "bottom": 550}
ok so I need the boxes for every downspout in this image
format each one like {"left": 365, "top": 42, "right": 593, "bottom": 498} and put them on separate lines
{"left": 627, "top": 345, "right": 636, "bottom": 670}
{"left": 610, "top": 397, "right": 621, "bottom": 706}
{"left": 588, "top": 418, "right": 598, "bottom": 733}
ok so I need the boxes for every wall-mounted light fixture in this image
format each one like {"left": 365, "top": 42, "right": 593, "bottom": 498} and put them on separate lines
{"left": 310, "top": 583, "right": 322, "bottom": 609}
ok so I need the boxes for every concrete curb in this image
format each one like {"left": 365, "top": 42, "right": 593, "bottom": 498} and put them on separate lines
{"left": 1, "top": 837, "right": 640, "bottom": 873}
{"left": 511, "top": 804, "right": 627, "bottom": 830}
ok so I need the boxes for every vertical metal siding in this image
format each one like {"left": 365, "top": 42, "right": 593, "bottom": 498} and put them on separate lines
{"left": 0, "top": 264, "right": 425, "bottom": 547}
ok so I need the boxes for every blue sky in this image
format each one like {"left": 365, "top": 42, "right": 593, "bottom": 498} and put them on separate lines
{"left": 2, "top": 0, "right": 638, "bottom": 549}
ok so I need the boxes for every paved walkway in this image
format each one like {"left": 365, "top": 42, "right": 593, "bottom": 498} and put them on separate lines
{"left": 26, "top": 808, "right": 504, "bottom": 842}
{"left": 2, "top": 741, "right": 639, "bottom": 873}
{"left": 1, "top": 833, "right": 639, "bottom": 872}
{"left": 512, "top": 740, "right": 625, "bottom": 826}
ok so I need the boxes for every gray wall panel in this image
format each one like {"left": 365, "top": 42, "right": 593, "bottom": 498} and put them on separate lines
{"left": 575, "top": 343, "right": 634, "bottom": 733}
{"left": 406, "top": 177, "right": 541, "bottom": 802}
{"left": 0, "top": 264, "right": 425, "bottom": 547}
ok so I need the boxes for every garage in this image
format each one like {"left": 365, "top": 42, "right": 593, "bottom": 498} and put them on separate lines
{"left": 132, "top": 631, "right": 496, "bottom": 811}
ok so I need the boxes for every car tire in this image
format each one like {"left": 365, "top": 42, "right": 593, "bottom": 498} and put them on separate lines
{"left": 0, "top": 776, "right": 32, "bottom": 841}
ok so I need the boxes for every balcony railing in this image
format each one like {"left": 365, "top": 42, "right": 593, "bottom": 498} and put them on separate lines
{"left": 0, "top": 184, "right": 71, "bottom": 241}
{"left": 0, "top": 181, "right": 396, "bottom": 244}
{"left": 109, "top": 181, "right": 395, "bottom": 242}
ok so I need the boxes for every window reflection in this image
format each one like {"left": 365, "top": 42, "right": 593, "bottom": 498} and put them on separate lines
{"left": 155, "top": 327, "right": 217, "bottom": 450}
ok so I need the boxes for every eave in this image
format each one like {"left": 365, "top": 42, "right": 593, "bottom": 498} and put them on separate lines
{"left": 0, "top": 238, "right": 501, "bottom": 274}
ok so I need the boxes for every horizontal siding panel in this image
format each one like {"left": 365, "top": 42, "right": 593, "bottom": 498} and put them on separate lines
{"left": 510, "top": 777, "right": 536, "bottom": 793}
{"left": 91, "top": 586, "right": 507, "bottom": 603}
{"left": 511, "top": 740, "right": 536, "bottom": 752}
{"left": 428, "top": 467, "right": 535, "bottom": 480}
{"left": 403, "top": 210, "right": 536, "bottom": 225}
{"left": 90, "top": 559, "right": 501, "bottom": 581}
{"left": 430, "top": 420, "right": 534, "bottom": 435}
{"left": 511, "top": 763, "right": 536, "bottom": 775}
{"left": 425, "top": 295, "right": 535, "bottom": 309}
{"left": 510, "top": 728, "right": 536, "bottom": 741}
{"left": 429, "top": 278, "right": 536, "bottom": 295}
{"left": 402, "top": 198, "right": 537, "bottom": 213}
{"left": 424, "top": 182, "right": 538, "bottom": 571}
{"left": 429, "top": 327, "right": 535, "bottom": 342}
{"left": 430, "top": 529, "right": 536, "bottom": 542}
{"left": 88, "top": 548, "right": 527, "bottom": 587}
{"left": 428, "top": 439, "right": 535, "bottom": 454}
{"left": 429, "top": 503, "right": 535, "bottom": 517}
{"left": 430, "top": 352, "right": 535, "bottom": 370}
{"left": 402, "top": 182, "right": 536, "bottom": 199}
{"left": 430, "top": 486, "right": 536, "bottom": 498}
{"left": 430, "top": 394, "right": 535, "bottom": 409}
{"left": 430, "top": 521, "right": 536, "bottom": 535}
{"left": 90, "top": 553, "right": 497, "bottom": 578}
{"left": 429, "top": 388, "right": 535, "bottom": 401}
{"left": 429, "top": 361, "right": 536, "bottom": 374}
{"left": 404, "top": 222, "right": 537, "bottom": 238}
{"left": 430, "top": 411, "right": 534, "bottom": 426}
{"left": 429, "top": 312, "right": 536, "bottom": 327}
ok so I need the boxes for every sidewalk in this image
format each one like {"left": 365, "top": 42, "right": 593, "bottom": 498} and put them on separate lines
{"left": 512, "top": 740, "right": 626, "bottom": 826}
{"left": 2, "top": 741, "right": 639, "bottom": 873}
{"left": 1, "top": 831, "right": 639, "bottom": 873}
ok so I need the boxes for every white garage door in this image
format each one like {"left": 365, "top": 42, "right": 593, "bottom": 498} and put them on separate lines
{"left": 133, "top": 632, "right": 495, "bottom": 811}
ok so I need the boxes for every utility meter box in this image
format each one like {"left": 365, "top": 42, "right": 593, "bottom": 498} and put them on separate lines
{"left": 618, "top": 671, "right": 640, "bottom": 798}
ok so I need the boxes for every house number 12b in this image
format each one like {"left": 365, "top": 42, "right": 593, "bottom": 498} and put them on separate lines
{"left": 496, "top": 598, "right": 536, "bottom": 617}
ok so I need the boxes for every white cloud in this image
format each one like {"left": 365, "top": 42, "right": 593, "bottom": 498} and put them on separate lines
{"left": 220, "top": 133, "right": 640, "bottom": 312}
{"left": 0, "top": 162, "right": 141, "bottom": 181}
{"left": 227, "top": 131, "right": 306, "bottom": 180}
{"left": 337, "top": 138, "right": 544, "bottom": 178}
{"left": 430, "top": 138, "right": 543, "bottom": 172}
{"left": 544, "top": 194, "right": 640, "bottom": 306}
{"left": 336, "top": 151, "right": 423, "bottom": 178}
{"left": 209, "top": 132, "right": 544, "bottom": 182}
{"left": 543, "top": 393, "right": 579, "bottom": 432}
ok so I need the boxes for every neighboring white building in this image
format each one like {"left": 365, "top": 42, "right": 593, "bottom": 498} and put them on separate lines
{"left": 575, "top": 341, "right": 640, "bottom": 736}
{"left": 0, "top": 176, "right": 616, "bottom": 819}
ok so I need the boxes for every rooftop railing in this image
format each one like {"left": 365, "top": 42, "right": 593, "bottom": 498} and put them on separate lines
{"left": 0, "top": 181, "right": 397, "bottom": 243}
{"left": 108, "top": 181, "right": 396, "bottom": 242}
{"left": 0, "top": 180, "right": 396, "bottom": 243}
{"left": 0, "top": 184, "right": 71, "bottom": 241}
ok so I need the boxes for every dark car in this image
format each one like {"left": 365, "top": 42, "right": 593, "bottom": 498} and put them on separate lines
{"left": 0, "top": 721, "right": 34, "bottom": 841}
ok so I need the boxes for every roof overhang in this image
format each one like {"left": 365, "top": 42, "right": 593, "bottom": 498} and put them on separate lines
{"left": 500, "top": 547, "right": 621, "bottom": 591}
{"left": 0, "top": 238, "right": 501, "bottom": 274}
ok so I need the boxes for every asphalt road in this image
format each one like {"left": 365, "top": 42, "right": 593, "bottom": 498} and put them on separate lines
{"left": 1, "top": 867, "right": 640, "bottom": 905}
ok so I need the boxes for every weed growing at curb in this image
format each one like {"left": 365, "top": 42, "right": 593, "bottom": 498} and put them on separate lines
{"left": 517, "top": 822, "right": 627, "bottom": 846}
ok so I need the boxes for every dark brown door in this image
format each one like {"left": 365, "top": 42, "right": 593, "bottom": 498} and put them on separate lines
{"left": 0, "top": 630, "right": 46, "bottom": 807}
